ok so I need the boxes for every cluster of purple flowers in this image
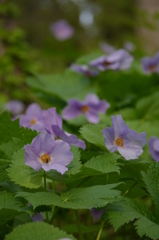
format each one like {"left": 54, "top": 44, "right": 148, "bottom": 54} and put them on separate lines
{"left": 70, "top": 49, "right": 134, "bottom": 77}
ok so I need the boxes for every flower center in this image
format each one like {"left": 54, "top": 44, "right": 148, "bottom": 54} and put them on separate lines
{"left": 40, "top": 154, "right": 51, "bottom": 164}
{"left": 115, "top": 137, "right": 124, "bottom": 147}
{"left": 30, "top": 118, "right": 37, "bottom": 125}
{"left": 103, "top": 61, "right": 111, "bottom": 66}
{"left": 81, "top": 105, "right": 89, "bottom": 112}
{"left": 149, "top": 64, "right": 156, "bottom": 71}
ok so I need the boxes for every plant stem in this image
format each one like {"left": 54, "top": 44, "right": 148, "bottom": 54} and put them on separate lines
{"left": 49, "top": 180, "right": 56, "bottom": 224}
{"left": 96, "top": 220, "right": 105, "bottom": 240}
{"left": 75, "top": 210, "right": 83, "bottom": 240}
{"left": 43, "top": 171, "right": 49, "bottom": 223}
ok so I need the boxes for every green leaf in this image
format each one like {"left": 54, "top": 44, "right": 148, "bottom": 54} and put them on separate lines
{"left": 66, "top": 146, "right": 81, "bottom": 175}
{"left": 135, "top": 216, "right": 159, "bottom": 240}
{"left": 142, "top": 163, "right": 159, "bottom": 213}
{"left": 0, "top": 111, "right": 37, "bottom": 146}
{"left": 104, "top": 197, "right": 155, "bottom": 230}
{"left": 62, "top": 223, "right": 100, "bottom": 234}
{"left": 7, "top": 148, "right": 43, "bottom": 189}
{"left": 26, "top": 71, "right": 96, "bottom": 102}
{"left": 84, "top": 153, "right": 120, "bottom": 174}
{"left": 17, "top": 183, "right": 121, "bottom": 210}
{"left": 0, "top": 192, "right": 22, "bottom": 225}
{"left": 80, "top": 124, "right": 106, "bottom": 151}
{"left": 5, "top": 222, "right": 76, "bottom": 240}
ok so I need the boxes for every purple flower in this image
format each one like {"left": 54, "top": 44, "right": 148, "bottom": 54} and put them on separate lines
{"left": 43, "top": 108, "right": 86, "bottom": 150}
{"left": 70, "top": 63, "right": 98, "bottom": 77}
{"left": 31, "top": 212, "right": 44, "bottom": 222}
{"left": 102, "top": 115, "right": 146, "bottom": 160}
{"left": 20, "top": 103, "right": 45, "bottom": 132}
{"left": 148, "top": 137, "right": 159, "bottom": 162}
{"left": 141, "top": 52, "right": 159, "bottom": 74}
{"left": 89, "top": 49, "right": 133, "bottom": 71}
{"left": 24, "top": 133, "right": 73, "bottom": 174}
{"left": 62, "top": 94, "right": 110, "bottom": 124}
{"left": 50, "top": 20, "right": 74, "bottom": 41}
{"left": 91, "top": 208, "right": 105, "bottom": 220}
{"left": 5, "top": 100, "right": 24, "bottom": 115}
{"left": 99, "top": 42, "right": 115, "bottom": 54}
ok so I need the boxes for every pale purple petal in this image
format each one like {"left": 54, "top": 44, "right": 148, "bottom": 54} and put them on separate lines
{"left": 31, "top": 133, "right": 55, "bottom": 156}
{"left": 62, "top": 100, "right": 82, "bottom": 119}
{"left": 50, "top": 140, "right": 73, "bottom": 166}
{"left": 86, "top": 111, "right": 99, "bottom": 124}
{"left": 24, "top": 145, "right": 41, "bottom": 171}
{"left": 43, "top": 107, "right": 62, "bottom": 132}
{"left": 31, "top": 212, "right": 44, "bottom": 222}
{"left": 111, "top": 115, "right": 129, "bottom": 139}
{"left": 42, "top": 163, "right": 68, "bottom": 174}
{"left": 100, "top": 42, "right": 115, "bottom": 54}
{"left": 124, "top": 41, "right": 135, "bottom": 52}
{"left": 30, "top": 122, "right": 46, "bottom": 133}
{"left": 91, "top": 208, "right": 105, "bottom": 220}
{"left": 124, "top": 130, "right": 146, "bottom": 148}
{"left": 85, "top": 94, "right": 100, "bottom": 104}
{"left": 5, "top": 100, "right": 24, "bottom": 115}
{"left": 26, "top": 103, "right": 42, "bottom": 118}
{"left": 70, "top": 64, "right": 98, "bottom": 77}
{"left": 117, "top": 143, "right": 143, "bottom": 160}
{"left": 20, "top": 115, "right": 31, "bottom": 127}
{"left": 148, "top": 137, "right": 159, "bottom": 162}
{"left": 102, "top": 127, "right": 117, "bottom": 152}
{"left": 63, "top": 131, "right": 86, "bottom": 149}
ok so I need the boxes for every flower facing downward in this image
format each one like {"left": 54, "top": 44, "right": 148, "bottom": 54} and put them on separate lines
{"left": 90, "top": 208, "right": 105, "bottom": 220}
{"left": 62, "top": 94, "right": 110, "bottom": 124}
{"left": 148, "top": 137, "right": 159, "bottom": 162}
{"left": 141, "top": 52, "right": 159, "bottom": 74}
{"left": 50, "top": 20, "right": 74, "bottom": 41}
{"left": 24, "top": 133, "right": 73, "bottom": 174}
{"left": 70, "top": 63, "right": 98, "bottom": 77}
{"left": 31, "top": 212, "right": 44, "bottom": 222}
{"left": 102, "top": 115, "right": 146, "bottom": 160}
{"left": 43, "top": 108, "right": 86, "bottom": 150}
{"left": 89, "top": 49, "right": 133, "bottom": 71}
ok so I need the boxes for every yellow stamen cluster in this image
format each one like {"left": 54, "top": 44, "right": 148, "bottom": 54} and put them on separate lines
{"left": 81, "top": 105, "right": 89, "bottom": 112}
{"left": 30, "top": 118, "right": 37, "bottom": 125}
{"left": 115, "top": 137, "right": 124, "bottom": 147}
{"left": 40, "top": 154, "right": 51, "bottom": 164}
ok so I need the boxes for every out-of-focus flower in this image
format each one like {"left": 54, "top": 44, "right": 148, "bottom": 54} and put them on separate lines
{"left": 102, "top": 115, "right": 146, "bottom": 160}
{"left": 5, "top": 100, "right": 24, "bottom": 116}
{"left": 99, "top": 42, "right": 115, "bottom": 54}
{"left": 43, "top": 108, "right": 86, "bottom": 150}
{"left": 50, "top": 20, "right": 74, "bottom": 41}
{"left": 89, "top": 49, "right": 133, "bottom": 71}
{"left": 123, "top": 41, "right": 135, "bottom": 52}
{"left": 31, "top": 212, "right": 44, "bottom": 222}
{"left": 141, "top": 52, "right": 159, "bottom": 74}
{"left": 70, "top": 63, "right": 98, "bottom": 77}
{"left": 24, "top": 133, "right": 73, "bottom": 174}
{"left": 20, "top": 103, "right": 45, "bottom": 132}
{"left": 62, "top": 94, "right": 110, "bottom": 124}
{"left": 148, "top": 137, "right": 159, "bottom": 162}
{"left": 91, "top": 208, "right": 105, "bottom": 220}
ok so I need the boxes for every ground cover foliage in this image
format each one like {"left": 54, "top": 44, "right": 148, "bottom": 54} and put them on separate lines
{"left": 1, "top": 49, "right": 159, "bottom": 240}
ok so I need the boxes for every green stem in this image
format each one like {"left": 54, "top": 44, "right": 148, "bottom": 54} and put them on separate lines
{"left": 49, "top": 180, "right": 56, "bottom": 224}
{"left": 44, "top": 171, "right": 49, "bottom": 223}
{"left": 75, "top": 210, "right": 83, "bottom": 240}
{"left": 96, "top": 220, "right": 105, "bottom": 240}
{"left": 122, "top": 181, "right": 137, "bottom": 197}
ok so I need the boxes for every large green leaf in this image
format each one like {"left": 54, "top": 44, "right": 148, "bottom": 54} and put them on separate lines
{"left": 66, "top": 146, "right": 81, "bottom": 175}
{"left": 17, "top": 183, "right": 121, "bottom": 210}
{"left": 84, "top": 153, "right": 120, "bottom": 174}
{"left": 5, "top": 222, "right": 76, "bottom": 240}
{"left": 142, "top": 163, "right": 159, "bottom": 214}
{"left": 104, "top": 197, "right": 159, "bottom": 239}
{"left": 26, "top": 71, "right": 96, "bottom": 101}
{"left": 80, "top": 124, "right": 107, "bottom": 151}
{"left": 7, "top": 149, "right": 43, "bottom": 189}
